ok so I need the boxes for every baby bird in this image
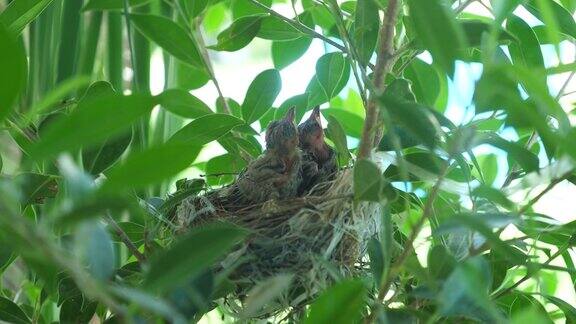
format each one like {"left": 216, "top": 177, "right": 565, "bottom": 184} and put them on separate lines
{"left": 298, "top": 106, "right": 337, "bottom": 194}
{"left": 236, "top": 107, "right": 302, "bottom": 208}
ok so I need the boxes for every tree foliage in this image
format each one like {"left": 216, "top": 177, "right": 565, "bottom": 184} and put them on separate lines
{"left": 0, "top": 0, "right": 575, "bottom": 322}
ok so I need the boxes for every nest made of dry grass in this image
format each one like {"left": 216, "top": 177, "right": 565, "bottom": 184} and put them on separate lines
{"left": 174, "top": 168, "right": 382, "bottom": 317}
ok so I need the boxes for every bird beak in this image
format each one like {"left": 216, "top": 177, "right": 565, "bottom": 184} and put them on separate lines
{"left": 311, "top": 106, "right": 322, "bottom": 126}
{"left": 284, "top": 107, "right": 296, "bottom": 124}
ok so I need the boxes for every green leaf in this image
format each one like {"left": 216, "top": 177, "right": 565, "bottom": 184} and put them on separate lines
{"left": 304, "top": 280, "right": 367, "bottom": 324}
{"left": 322, "top": 109, "right": 363, "bottom": 138}
{"left": 407, "top": 0, "right": 466, "bottom": 77}
{"left": 506, "top": 16, "right": 545, "bottom": 73}
{"left": 231, "top": 0, "right": 272, "bottom": 18}
{"left": 461, "top": 20, "right": 516, "bottom": 47}
{"left": 0, "top": 22, "right": 27, "bottom": 122}
{"left": 76, "top": 221, "right": 115, "bottom": 281}
{"left": 241, "top": 274, "right": 293, "bottom": 318}
{"left": 14, "top": 173, "right": 58, "bottom": 206}
{"left": 275, "top": 93, "right": 310, "bottom": 124}
{"left": 354, "top": 0, "right": 379, "bottom": 66}
{"left": 272, "top": 37, "right": 313, "bottom": 69}
{"left": 427, "top": 245, "right": 457, "bottom": 280}
{"left": 158, "top": 89, "right": 213, "bottom": 119}
{"left": 476, "top": 133, "right": 539, "bottom": 173}
{"left": 325, "top": 115, "right": 351, "bottom": 165}
{"left": 438, "top": 257, "right": 503, "bottom": 322}
{"left": 130, "top": 14, "right": 204, "bottom": 69}
{"left": 144, "top": 222, "right": 248, "bottom": 292}
{"left": 242, "top": 69, "right": 282, "bottom": 124}
{"left": 379, "top": 94, "right": 441, "bottom": 149}
{"left": 354, "top": 159, "right": 383, "bottom": 202}
{"left": 60, "top": 298, "right": 97, "bottom": 324}
{"left": 168, "top": 113, "right": 244, "bottom": 145}
{"left": 489, "top": 0, "right": 525, "bottom": 24}
{"left": 178, "top": 0, "right": 209, "bottom": 18}
{"left": 206, "top": 154, "right": 247, "bottom": 186}
{"left": 526, "top": 0, "right": 576, "bottom": 39}
{"left": 314, "top": 52, "right": 351, "bottom": 99}
{"left": 101, "top": 143, "right": 202, "bottom": 192}
{"left": 258, "top": 15, "right": 304, "bottom": 40}
{"left": 83, "top": 0, "right": 150, "bottom": 10}
{"left": 367, "top": 238, "right": 385, "bottom": 287}
{"left": 0, "top": 296, "right": 30, "bottom": 324}
{"left": 208, "top": 16, "right": 263, "bottom": 52}
{"left": 404, "top": 58, "right": 440, "bottom": 107}
{"left": 0, "top": 0, "right": 55, "bottom": 34}
{"left": 29, "top": 94, "right": 156, "bottom": 161}
{"left": 176, "top": 61, "right": 210, "bottom": 90}
{"left": 83, "top": 132, "right": 132, "bottom": 176}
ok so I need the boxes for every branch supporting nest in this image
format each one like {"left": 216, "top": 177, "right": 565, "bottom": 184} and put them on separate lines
{"left": 358, "top": 0, "right": 402, "bottom": 159}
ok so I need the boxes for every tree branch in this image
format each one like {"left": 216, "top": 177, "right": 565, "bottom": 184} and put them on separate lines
{"left": 358, "top": 0, "right": 401, "bottom": 159}
{"left": 105, "top": 215, "right": 147, "bottom": 264}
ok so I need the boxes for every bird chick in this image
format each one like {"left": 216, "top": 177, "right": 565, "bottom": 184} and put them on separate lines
{"left": 236, "top": 107, "right": 302, "bottom": 208}
{"left": 298, "top": 106, "right": 337, "bottom": 194}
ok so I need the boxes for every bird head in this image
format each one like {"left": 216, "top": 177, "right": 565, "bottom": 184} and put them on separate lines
{"left": 298, "top": 106, "right": 324, "bottom": 150}
{"left": 265, "top": 107, "right": 298, "bottom": 154}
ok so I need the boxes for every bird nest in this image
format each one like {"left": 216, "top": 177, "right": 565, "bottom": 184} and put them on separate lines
{"left": 174, "top": 167, "right": 381, "bottom": 317}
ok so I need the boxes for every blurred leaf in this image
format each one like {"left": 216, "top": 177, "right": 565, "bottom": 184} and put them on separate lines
{"left": 322, "top": 109, "right": 363, "bottom": 138}
{"left": 14, "top": 173, "right": 58, "bottom": 206}
{"left": 506, "top": 16, "right": 545, "bottom": 87}
{"left": 29, "top": 94, "right": 156, "bottom": 161}
{"left": 108, "top": 222, "right": 144, "bottom": 245}
{"left": 176, "top": 62, "right": 210, "bottom": 90}
{"left": 0, "top": 22, "right": 27, "bottom": 122}
{"left": 314, "top": 52, "right": 351, "bottom": 100}
{"left": 241, "top": 274, "right": 293, "bottom": 318}
{"left": 83, "top": 132, "right": 132, "bottom": 176}
{"left": 379, "top": 94, "right": 441, "bottom": 149}
{"left": 158, "top": 89, "right": 213, "bottom": 119}
{"left": 110, "top": 286, "right": 186, "bottom": 323}
{"left": 60, "top": 298, "right": 97, "bottom": 324}
{"left": 473, "top": 185, "right": 514, "bottom": 209}
{"left": 0, "top": 0, "right": 55, "bottom": 34}
{"left": 526, "top": 0, "right": 576, "bottom": 38}
{"left": 208, "top": 16, "right": 263, "bottom": 51}
{"left": 490, "top": 0, "right": 526, "bottom": 24}
{"left": 101, "top": 143, "right": 202, "bottom": 192}
{"left": 258, "top": 15, "right": 304, "bottom": 40}
{"left": 130, "top": 14, "right": 204, "bottom": 69}
{"left": 231, "top": 0, "right": 272, "bottom": 18}
{"left": 325, "top": 115, "right": 351, "bottom": 165}
{"left": 304, "top": 279, "right": 367, "bottom": 324}
{"left": 511, "top": 307, "right": 553, "bottom": 324}
{"left": 461, "top": 20, "right": 515, "bottom": 47}
{"left": 438, "top": 257, "right": 503, "bottom": 322}
{"left": 541, "top": 294, "right": 576, "bottom": 323}
{"left": 144, "top": 222, "right": 248, "bottom": 292}
{"left": 404, "top": 59, "right": 440, "bottom": 107}
{"left": 436, "top": 213, "right": 526, "bottom": 264}
{"left": 25, "top": 76, "right": 92, "bottom": 120}
{"left": 354, "top": 159, "right": 383, "bottom": 202}
{"left": 0, "top": 296, "right": 30, "bottom": 324}
{"left": 476, "top": 134, "right": 539, "bottom": 173}
{"left": 428, "top": 245, "right": 457, "bottom": 280}
{"left": 408, "top": 0, "right": 465, "bottom": 76}
{"left": 354, "top": 0, "right": 379, "bottom": 66}
{"left": 168, "top": 114, "right": 244, "bottom": 145}
{"left": 242, "top": 69, "right": 282, "bottom": 124}
{"left": 498, "top": 292, "right": 552, "bottom": 322}
{"left": 83, "top": 0, "right": 150, "bottom": 10}
{"left": 367, "top": 238, "right": 385, "bottom": 287}
{"left": 178, "top": 0, "right": 209, "bottom": 18}
{"left": 206, "top": 154, "right": 247, "bottom": 186}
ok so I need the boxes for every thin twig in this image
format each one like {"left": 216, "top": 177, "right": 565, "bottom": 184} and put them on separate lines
{"left": 492, "top": 242, "right": 571, "bottom": 298}
{"left": 248, "top": 0, "right": 349, "bottom": 54}
{"left": 105, "top": 215, "right": 147, "bottom": 264}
